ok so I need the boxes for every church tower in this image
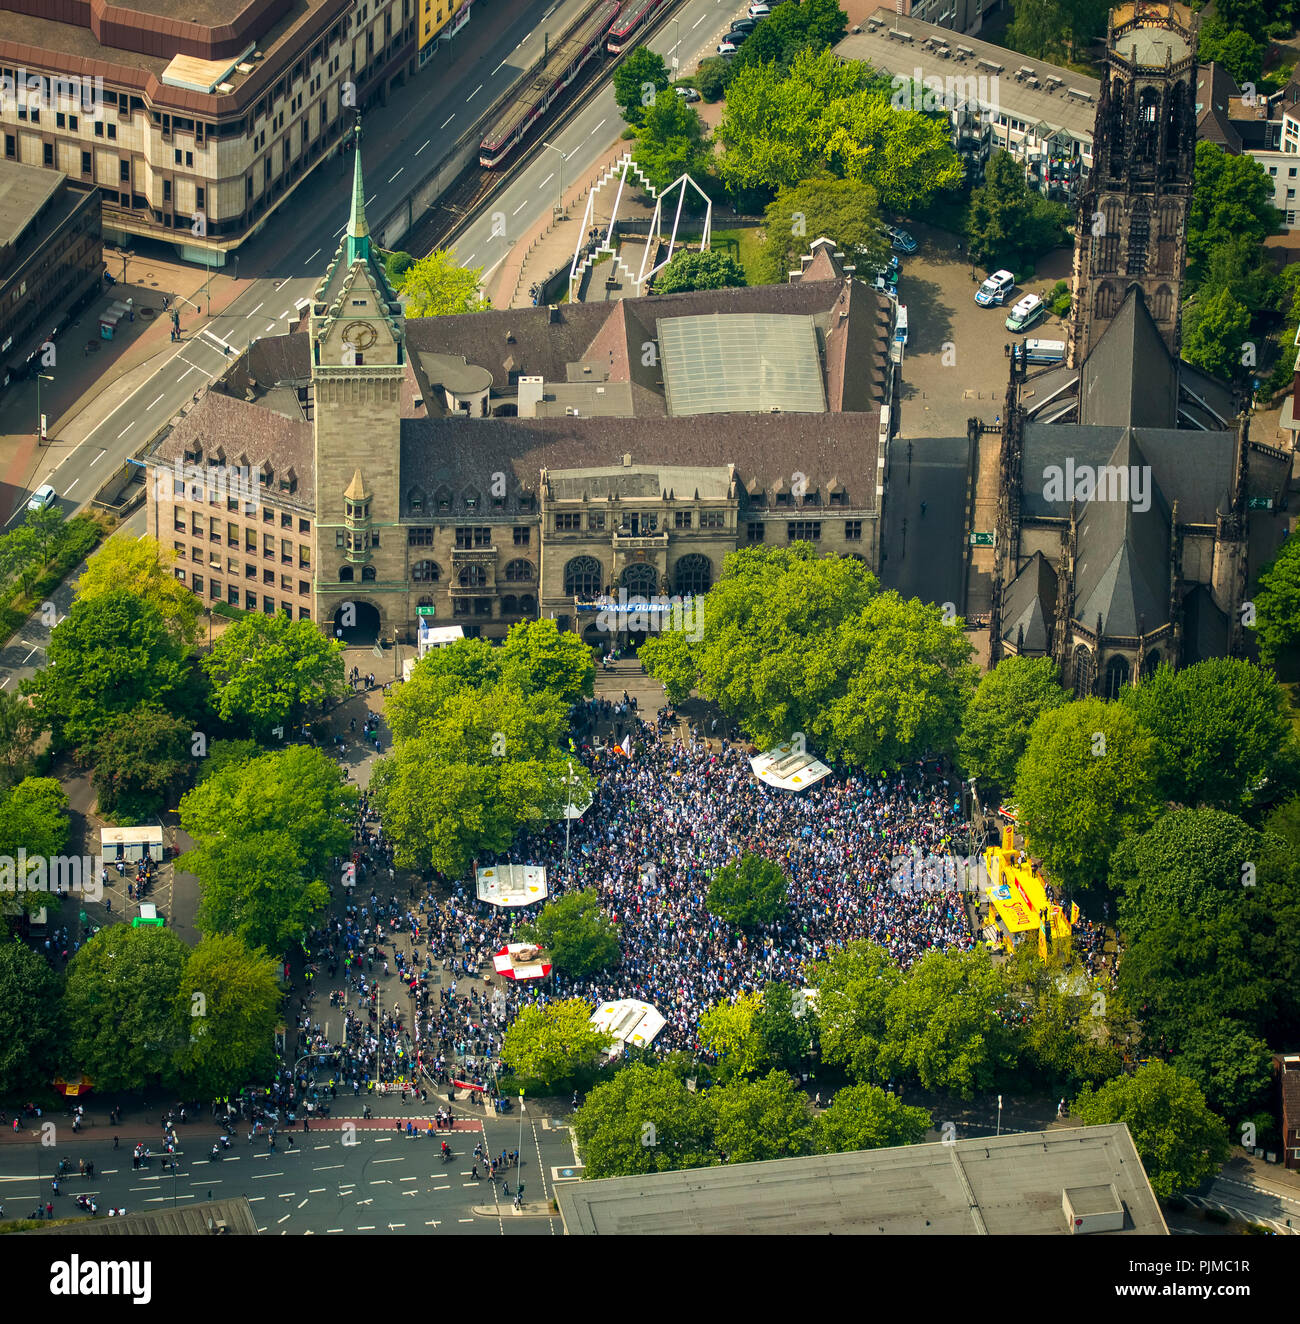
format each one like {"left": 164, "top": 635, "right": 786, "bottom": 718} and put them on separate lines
{"left": 309, "top": 119, "right": 407, "bottom": 641}
{"left": 1069, "top": 3, "right": 1199, "bottom": 368}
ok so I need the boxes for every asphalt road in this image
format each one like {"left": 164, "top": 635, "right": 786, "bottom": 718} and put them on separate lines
{"left": 449, "top": 0, "right": 755, "bottom": 284}
{"left": 0, "top": 1112, "right": 579, "bottom": 1234}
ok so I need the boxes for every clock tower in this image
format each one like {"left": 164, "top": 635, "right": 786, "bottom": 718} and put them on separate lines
{"left": 309, "top": 119, "right": 407, "bottom": 641}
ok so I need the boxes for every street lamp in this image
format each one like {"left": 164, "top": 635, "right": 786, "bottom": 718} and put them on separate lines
{"left": 35, "top": 373, "right": 54, "bottom": 446}
{"left": 540, "top": 141, "right": 565, "bottom": 217}
{"left": 670, "top": 19, "right": 680, "bottom": 74}
{"left": 517, "top": 1090, "right": 525, "bottom": 1204}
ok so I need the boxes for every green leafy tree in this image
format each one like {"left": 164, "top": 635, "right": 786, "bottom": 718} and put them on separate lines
{"left": 400, "top": 248, "right": 490, "bottom": 315}
{"left": 1198, "top": 14, "right": 1264, "bottom": 88}
{"left": 695, "top": 57, "right": 730, "bottom": 102}
{"left": 729, "top": 0, "right": 848, "bottom": 77}
{"left": 1264, "top": 795, "right": 1300, "bottom": 857}
{"left": 202, "top": 612, "right": 346, "bottom": 737}
{"left": 385, "top": 637, "right": 503, "bottom": 741}
{"left": 811, "top": 941, "right": 904, "bottom": 1083}
{"left": 1181, "top": 285, "right": 1253, "bottom": 381}
{"left": 500, "top": 1000, "right": 614, "bottom": 1089}
{"left": 0, "top": 938, "right": 63, "bottom": 1094}
{"left": 0, "top": 776, "right": 69, "bottom": 862}
{"left": 812, "top": 1083, "right": 931, "bottom": 1153}
{"left": 89, "top": 704, "right": 191, "bottom": 819}
{"left": 966, "top": 150, "right": 1070, "bottom": 270}
{"left": 76, "top": 534, "right": 202, "bottom": 644}
{"left": 1187, "top": 142, "right": 1282, "bottom": 288}
{"left": 1112, "top": 809, "right": 1269, "bottom": 942}
{"left": 637, "top": 629, "right": 697, "bottom": 704}
{"left": 383, "top": 249, "right": 416, "bottom": 287}
{"left": 25, "top": 502, "right": 66, "bottom": 566}
{"left": 633, "top": 93, "right": 712, "bottom": 195}
{"left": 698, "top": 991, "right": 768, "bottom": 1079}
{"left": 0, "top": 524, "right": 40, "bottom": 594}
{"left": 1074, "top": 1060, "right": 1231, "bottom": 1200}
{"left": 708, "top": 1070, "right": 814, "bottom": 1163}
{"left": 174, "top": 933, "right": 281, "bottom": 1096}
{"left": 1171, "top": 1015, "right": 1273, "bottom": 1124}
{"left": 672, "top": 545, "right": 975, "bottom": 771}
{"left": 23, "top": 592, "right": 191, "bottom": 750}
{"left": 752, "top": 981, "right": 812, "bottom": 1072}
{"left": 707, "top": 853, "right": 790, "bottom": 926}
{"left": 500, "top": 618, "right": 595, "bottom": 705}
{"left": 882, "top": 946, "right": 1022, "bottom": 1097}
{"left": 0, "top": 688, "right": 36, "bottom": 789}
{"left": 1006, "top": 0, "right": 1108, "bottom": 60}
{"left": 1254, "top": 534, "right": 1300, "bottom": 668}
{"left": 573, "top": 1062, "right": 715, "bottom": 1177}
{"left": 957, "top": 656, "right": 1070, "bottom": 796}
{"left": 1012, "top": 698, "right": 1161, "bottom": 887}
{"left": 64, "top": 925, "right": 189, "bottom": 1091}
{"left": 1119, "top": 659, "right": 1295, "bottom": 809}
{"left": 613, "top": 46, "right": 670, "bottom": 125}
{"left": 653, "top": 248, "right": 747, "bottom": 293}
{"left": 518, "top": 889, "right": 620, "bottom": 977}
{"left": 754, "top": 175, "right": 886, "bottom": 285}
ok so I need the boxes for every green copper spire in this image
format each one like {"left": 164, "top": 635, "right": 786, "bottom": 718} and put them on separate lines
{"left": 346, "top": 117, "right": 370, "bottom": 266}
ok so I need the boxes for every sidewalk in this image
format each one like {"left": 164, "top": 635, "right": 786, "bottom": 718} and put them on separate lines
{"left": 0, "top": 249, "right": 254, "bottom": 521}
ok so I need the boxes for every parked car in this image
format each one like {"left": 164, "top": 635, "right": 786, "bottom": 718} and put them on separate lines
{"left": 1005, "top": 292, "right": 1046, "bottom": 333}
{"left": 729, "top": 18, "right": 758, "bottom": 34}
{"left": 975, "top": 269, "right": 1015, "bottom": 307}
{"left": 26, "top": 483, "right": 56, "bottom": 511}
{"left": 888, "top": 226, "right": 917, "bottom": 254}
{"left": 868, "top": 273, "right": 899, "bottom": 300}
{"left": 748, "top": 2, "right": 771, "bottom": 15}
{"left": 717, "top": 38, "right": 738, "bottom": 54}
{"left": 675, "top": 85, "right": 701, "bottom": 103}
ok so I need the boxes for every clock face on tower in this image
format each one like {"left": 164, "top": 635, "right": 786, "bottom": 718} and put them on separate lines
{"left": 342, "top": 321, "right": 377, "bottom": 349}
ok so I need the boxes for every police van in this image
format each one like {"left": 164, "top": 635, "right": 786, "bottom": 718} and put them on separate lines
{"left": 1004, "top": 293, "right": 1045, "bottom": 333}
{"left": 1019, "top": 338, "right": 1066, "bottom": 365}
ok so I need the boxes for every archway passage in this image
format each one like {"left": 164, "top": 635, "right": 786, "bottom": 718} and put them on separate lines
{"left": 332, "top": 598, "right": 381, "bottom": 646}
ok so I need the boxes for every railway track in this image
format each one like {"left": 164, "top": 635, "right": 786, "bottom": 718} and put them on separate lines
{"left": 404, "top": 0, "right": 691, "bottom": 258}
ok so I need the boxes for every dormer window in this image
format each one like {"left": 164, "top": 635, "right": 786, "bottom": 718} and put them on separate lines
{"left": 435, "top": 485, "right": 453, "bottom": 513}
{"left": 463, "top": 487, "right": 480, "bottom": 511}
{"left": 409, "top": 487, "right": 426, "bottom": 513}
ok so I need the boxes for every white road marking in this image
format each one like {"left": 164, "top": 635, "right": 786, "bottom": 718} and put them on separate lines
{"left": 692, "top": 13, "right": 704, "bottom": 25}
{"left": 458, "top": 1218, "right": 474, "bottom": 1223}
{"left": 590, "top": 118, "right": 606, "bottom": 135}
{"left": 304, "top": 250, "right": 321, "bottom": 266}
{"left": 277, "top": 1214, "right": 290, "bottom": 1224}
{"left": 309, "top": 1188, "right": 327, "bottom": 1193}
{"left": 297, "top": 1198, "right": 309, "bottom": 1209}
{"left": 357, "top": 1224, "right": 376, "bottom": 1230}
{"left": 191, "top": 1180, "right": 219, "bottom": 1186}
{"left": 433, "top": 1184, "right": 450, "bottom": 1190}
{"left": 440, "top": 115, "right": 455, "bottom": 130}
{"left": 265, "top": 322, "right": 276, "bottom": 332}
{"left": 146, "top": 393, "right": 164, "bottom": 410}
{"left": 146, "top": 1195, "right": 195, "bottom": 1203}
{"left": 88, "top": 450, "right": 105, "bottom": 466}
{"left": 389, "top": 169, "right": 403, "bottom": 182}
{"left": 416, "top": 140, "right": 430, "bottom": 155}
{"left": 388, "top": 1222, "right": 406, "bottom": 1229}
{"left": 512, "top": 201, "right": 528, "bottom": 216}
{"left": 247, "top": 1196, "right": 265, "bottom": 1202}
{"left": 366, "top": 194, "right": 375, "bottom": 205}
{"left": 249, "top": 302, "right": 264, "bottom": 315}
{"left": 252, "top": 1172, "right": 285, "bottom": 1179}
{"left": 400, "top": 1176, "right": 417, "bottom": 1182}
{"left": 467, "top": 85, "right": 482, "bottom": 101}
{"left": 176, "top": 365, "right": 197, "bottom": 382}
{"left": 117, "top": 424, "right": 132, "bottom": 438}
{"left": 327, "top": 1228, "right": 344, "bottom": 1233}
{"left": 493, "top": 57, "right": 509, "bottom": 74}
{"left": 372, "top": 1157, "right": 405, "bottom": 1164}
{"left": 22, "top": 649, "right": 38, "bottom": 665}
{"left": 540, "top": 173, "right": 554, "bottom": 187}
{"left": 64, "top": 480, "right": 79, "bottom": 496}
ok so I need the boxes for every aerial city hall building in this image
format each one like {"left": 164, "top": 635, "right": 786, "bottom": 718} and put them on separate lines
{"left": 145, "top": 133, "right": 896, "bottom": 643}
{"left": 988, "top": 2, "right": 1291, "bottom": 696}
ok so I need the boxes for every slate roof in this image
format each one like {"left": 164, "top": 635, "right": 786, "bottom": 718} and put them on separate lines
{"left": 1195, "top": 62, "right": 1243, "bottom": 153}
{"left": 1181, "top": 582, "right": 1230, "bottom": 663}
{"left": 1001, "top": 550, "right": 1057, "bottom": 652}
{"left": 1071, "top": 432, "right": 1173, "bottom": 636}
{"left": 1079, "top": 288, "right": 1180, "bottom": 429}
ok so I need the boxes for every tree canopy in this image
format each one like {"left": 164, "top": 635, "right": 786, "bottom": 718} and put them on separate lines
{"left": 519, "top": 890, "right": 620, "bottom": 977}
{"left": 812, "top": 1083, "right": 931, "bottom": 1154}
{"left": 1074, "top": 1060, "right": 1231, "bottom": 1200}
{"left": 400, "top": 248, "right": 489, "bottom": 316}
{"left": 1187, "top": 141, "right": 1282, "bottom": 288}
{"left": 1012, "top": 698, "right": 1161, "bottom": 888}
{"left": 500, "top": 1000, "right": 614, "bottom": 1089}
{"left": 1253, "top": 533, "right": 1300, "bottom": 669}
{"left": 706, "top": 853, "right": 790, "bottom": 927}
{"left": 89, "top": 704, "right": 191, "bottom": 819}
{"left": 0, "top": 938, "right": 63, "bottom": 1095}
{"left": 957, "top": 656, "right": 1070, "bottom": 796}
{"left": 698, "top": 991, "right": 767, "bottom": 1080}
{"left": 76, "top": 534, "right": 201, "bottom": 644}
{"left": 753, "top": 175, "right": 887, "bottom": 286}
{"left": 653, "top": 248, "right": 747, "bottom": 294}
{"left": 613, "top": 46, "right": 670, "bottom": 126}
{"left": 965, "top": 150, "right": 1070, "bottom": 271}
{"left": 710, "top": 1070, "right": 814, "bottom": 1163}
{"left": 633, "top": 93, "right": 713, "bottom": 195}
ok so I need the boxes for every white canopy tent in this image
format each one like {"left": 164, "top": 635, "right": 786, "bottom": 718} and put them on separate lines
{"left": 590, "top": 999, "right": 667, "bottom": 1057}
{"left": 475, "top": 864, "right": 548, "bottom": 908}
{"left": 750, "top": 742, "right": 833, "bottom": 792}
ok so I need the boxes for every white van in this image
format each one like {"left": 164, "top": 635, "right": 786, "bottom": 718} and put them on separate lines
{"left": 894, "top": 304, "right": 908, "bottom": 345}
{"left": 1021, "top": 338, "right": 1066, "bottom": 364}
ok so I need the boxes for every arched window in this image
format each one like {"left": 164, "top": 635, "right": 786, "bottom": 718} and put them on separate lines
{"left": 673, "top": 553, "right": 712, "bottom": 596}
{"left": 518, "top": 594, "right": 536, "bottom": 615}
{"left": 504, "top": 559, "right": 534, "bottom": 582}
{"left": 1072, "top": 645, "right": 1091, "bottom": 695}
{"left": 1126, "top": 198, "right": 1150, "bottom": 276}
{"left": 564, "top": 556, "right": 602, "bottom": 597}
{"left": 1104, "top": 654, "right": 1130, "bottom": 700}
{"left": 1097, "top": 199, "right": 1121, "bottom": 272}
{"left": 501, "top": 595, "right": 519, "bottom": 615}
{"left": 412, "top": 560, "right": 440, "bottom": 582}
{"left": 339, "top": 566, "right": 354, "bottom": 583}
{"left": 1151, "top": 284, "right": 1173, "bottom": 322}
{"left": 407, "top": 486, "right": 426, "bottom": 513}
{"left": 462, "top": 487, "right": 480, "bottom": 511}
{"left": 622, "top": 563, "right": 659, "bottom": 598}
{"left": 361, "top": 566, "right": 376, "bottom": 582}
{"left": 1094, "top": 282, "right": 1119, "bottom": 321}
{"left": 458, "top": 564, "right": 487, "bottom": 587}
{"left": 434, "top": 485, "right": 453, "bottom": 513}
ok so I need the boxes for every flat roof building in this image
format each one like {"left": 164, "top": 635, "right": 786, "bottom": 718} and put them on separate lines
{"left": 555, "top": 1124, "right": 1169, "bottom": 1235}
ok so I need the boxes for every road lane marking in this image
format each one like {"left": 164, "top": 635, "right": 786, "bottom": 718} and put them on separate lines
{"left": 277, "top": 1214, "right": 290, "bottom": 1224}
{"left": 440, "top": 115, "right": 455, "bottom": 130}
{"left": 434, "top": 1184, "right": 450, "bottom": 1190}
{"left": 590, "top": 119, "right": 606, "bottom": 135}
{"left": 459, "top": 1218, "right": 473, "bottom": 1223}
{"left": 304, "top": 250, "right": 321, "bottom": 266}
{"left": 147, "top": 393, "right": 164, "bottom": 410}
{"left": 117, "top": 424, "right": 132, "bottom": 438}
{"left": 416, "top": 139, "right": 430, "bottom": 156}
{"left": 176, "top": 365, "right": 197, "bottom": 382}
{"left": 540, "top": 173, "right": 554, "bottom": 187}
{"left": 389, "top": 169, "right": 403, "bottom": 182}
{"left": 327, "top": 1228, "right": 343, "bottom": 1233}
{"left": 64, "top": 480, "right": 79, "bottom": 496}
{"left": 265, "top": 322, "right": 276, "bottom": 332}
{"left": 493, "top": 57, "right": 509, "bottom": 74}
{"left": 692, "top": 12, "right": 704, "bottom": 25}
{"left": 252, "top": 1172, "right": 285, "bottom": 1179}
{"left": 512, "top": 201, "right": 528, "bottom": 215}
{"left": 249, "top": 302, "right": 264, "bottom": 315}
{"left": 297, "top": 1198, "right": 309, "bottom": 1208}
{"left": 310, "top": 1188, "right": 327, "bottom": 1193}
{"left": 88, "top": 450, "right": 105, "bottom": 465}
{"left": 467, "top": 85, "right": 482, "bottom": 101}
{"left": 247, "top": 1196, "right": 265, "bottom": 1202}
{"left": 357, "top": 1225, "right": 375, "bottom": 1230}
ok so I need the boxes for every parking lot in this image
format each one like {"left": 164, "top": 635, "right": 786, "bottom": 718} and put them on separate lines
{"left": 892, "top": 223, "right": 1071, "bottom": 440}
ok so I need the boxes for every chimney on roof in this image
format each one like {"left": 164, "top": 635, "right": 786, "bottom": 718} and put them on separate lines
{"left": 548, "top": 305, "right": 560, "bottom": 323}
{"left": 506, "top": 330, "right": 516, "bottom": 343}
{"left": 622, "top": 453, "right": 632, "bottom": 467}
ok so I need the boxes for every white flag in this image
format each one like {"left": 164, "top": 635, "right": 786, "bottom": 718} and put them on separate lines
{"left": 621, "top": 734, "right": 633, "bottom": 758}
